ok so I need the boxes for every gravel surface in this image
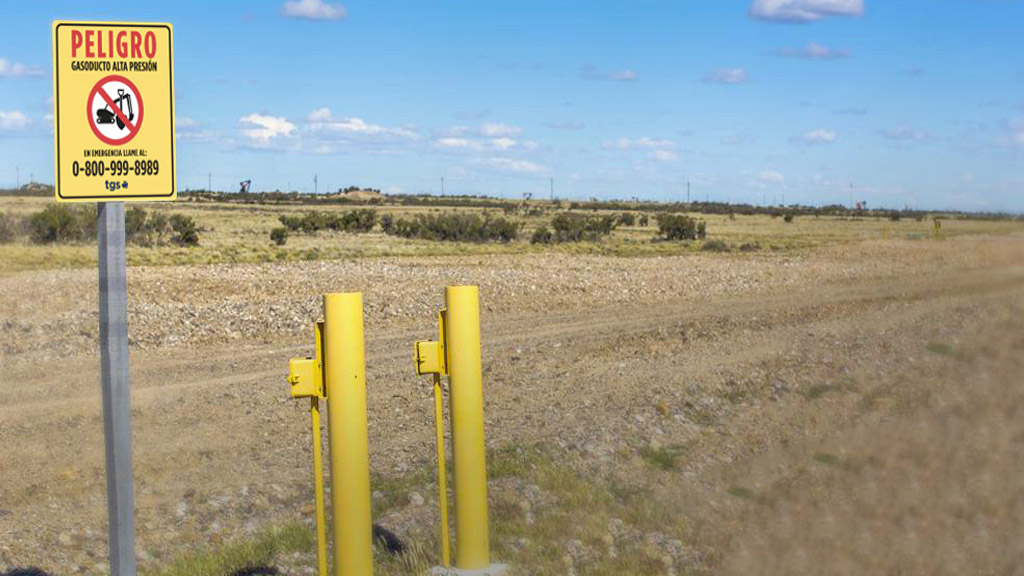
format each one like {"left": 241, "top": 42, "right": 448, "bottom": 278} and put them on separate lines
{"left": 0, "top": 234, "right": 1022, "bottom": 574}
{"left": 2, "top": 236, "right": 1017, "bottom": 360}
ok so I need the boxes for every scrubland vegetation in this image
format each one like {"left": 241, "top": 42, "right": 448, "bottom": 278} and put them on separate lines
{"left": 4, "top": 190, "right": 1018, "bottom": 274}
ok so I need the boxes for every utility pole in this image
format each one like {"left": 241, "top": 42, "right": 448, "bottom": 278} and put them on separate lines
{"left": 314, "top": 174, "right": 318, "bottom": 195}
{"left": 208, "top": 172, "right": 211, "bottom": 192}
{"left": 441, "top": 176, "right": 445, "bottom": 196}
{"left": 16, "top": 166, "right": 19, "bottom": 189}
{"left": 550, "top": 177, "right": 554, "bottom": 201}
{"left": 687, "top": 179, "right": 690, "bottom": 204}
{"left": 849, "top": 182, "right": 853, "bottom": 210}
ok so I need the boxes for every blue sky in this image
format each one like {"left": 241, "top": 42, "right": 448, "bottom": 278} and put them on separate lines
{"left": 2, "top": 0, "right": 1023, "bottom": 211}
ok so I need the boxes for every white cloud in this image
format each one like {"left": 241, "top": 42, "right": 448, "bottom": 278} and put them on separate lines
{"left": 703, "top": 68, "right": 748, "bottom": 84}
{"left": 881, "top": 125, "right": 930, "bottom": 142}
{"left": 750, "top": 0, "right": 864, "bottom": 23}
{"left": 308, "top": 107, "right": 332, "bottom": 121}
{"left": 434, "top": 136, "right": 526, "bottom": 152}
{"left": 240, "top": 113, "right": 296, "bottom": 145}
{"left": 607, "top": 137, "right": 677, "bottom": 162}
{"left": 436, "top": 137, "right": 479, "bottom": 150}
{"left": 793, "top": 128, "right": 837, "bottom": 145}
{"left": 611, "top": 69, "right": 638, "bottom": 81}
{"left": 480, "top": 123, "right": 523, "bottom": 137}
{"left": 478, "top": 157, "right": 546, "bottom": 174}
{"left": 0, "top": 58, "right": 43, "bottom": 78}
{"left": 434, "top": 123, "right": 529, "bottom": 152}
{"left": 579, "top": 65, "right": 638, "bottom": 82}
{"left": 490, "top": 137, "right": 517, "bottom": 150}
{"left": 308, "top": 108, "right": 418, "bottom": 139}
{"left": 176, "top": 116, "right": 214, "bottom": 141}
{"left": 0, "top": 110, "right": 30, "bottom": 131}
{"left": 608, "top": 137, "right": 675, "bottom": 150}
{"left": 283, "top": 0, "right": 347, "bottom": 20}
{"left": 758, "top": 170, "right": 786, "bottom": 184}
{"left": 776, "top": 42, "right": 850, "bottom": 60}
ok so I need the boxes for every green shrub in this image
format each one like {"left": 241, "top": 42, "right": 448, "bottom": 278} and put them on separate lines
{"left": 549, "top": 212, "right": 617, "bottom": 242}
{"left": 28, "top": 204, "right": 95, "bottom": 243}
{"left": 125, "top": 206, "right": 149, "bottom": 243}
{"left": 339, "top": 209, "right": 377, "bottom": 232}
{"left": 530, "top": 225, "right": 553, "bottom": 244}
{"left": 638, "top": 214, "right": 649, "bottom": 227}
{"left": 783, "top": 213, "right": 794, "bottom": 223}
{"left": 270, "top": 227, "right": 289, "bottom": 246}
{"left": 889, "top": 211, "right": 902, "bottom": 222}
{"left": 379, "top": 213, "right": 395, "bottom": 234}
{"left": 384, "top": 212, "right": 519, "bottom": 243}
{"left": 739, "top": 241, "right": 761, "bottom": 252}
{"left": 278, "top": 210, "right": 377, "bottom": 234}
{"left": 702, "top": 239, "right": 730, "bottom": 252}
{"left": 617, "top": 212, "right": 636, "bottom": 227}
{"left": 123, "top": 207, "right": 175, "bottom": 246}
{"left": 0, "top": 211, "right": 21, "bottom": 243}
{"left": 169, "top": 214, "right": 199, "bottom": 246}
{"left": 657, "top": 213, "right": 699, "bottom": 241}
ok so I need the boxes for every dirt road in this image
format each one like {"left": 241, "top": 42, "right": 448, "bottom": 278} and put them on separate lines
{"left": 1, "top": 235, "right": 1022, "bottom": 573}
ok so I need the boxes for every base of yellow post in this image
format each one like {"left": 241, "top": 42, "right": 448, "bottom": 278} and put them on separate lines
{"left": 429, "top": 564, "right": 508, "bottom": 576}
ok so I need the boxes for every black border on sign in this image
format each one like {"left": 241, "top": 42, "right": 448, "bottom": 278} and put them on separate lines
{"left": 55, "top": 22, "right": 175, "bottom": 200}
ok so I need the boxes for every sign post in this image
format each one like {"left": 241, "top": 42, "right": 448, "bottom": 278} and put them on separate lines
{"left": 97, "top": 201, "right": 135, "bottom": 576}
{"left": 52, "top": 21, "right": 175, "bottom": 576}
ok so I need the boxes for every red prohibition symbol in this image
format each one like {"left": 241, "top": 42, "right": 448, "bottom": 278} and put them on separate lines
{"left": 87, "top": 74, "right": 145, "bottom": 146}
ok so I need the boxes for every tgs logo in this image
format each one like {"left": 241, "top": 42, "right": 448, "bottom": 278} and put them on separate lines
{"left": 105, "top": 180, "right": 129, "bottom": 192}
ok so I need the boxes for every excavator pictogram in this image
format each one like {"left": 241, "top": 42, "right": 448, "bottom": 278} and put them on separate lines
{"left": 95, "top": 88, "right": 135, "bottom": 130}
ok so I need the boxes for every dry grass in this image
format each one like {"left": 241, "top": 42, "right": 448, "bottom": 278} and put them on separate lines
{"left": 141, "top": 523, "right": 311, "bottom": 576}
{"left": 2, "top": 195, "right": 1020, "bottom": 274}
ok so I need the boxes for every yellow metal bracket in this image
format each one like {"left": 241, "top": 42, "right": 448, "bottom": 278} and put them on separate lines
{"left": 286, "top": 321, "right": 329, "bottom": 576}
{"left": 416, "top": 309, "right": 452, "bottom": 567}
{"left": 287, "top": 321, "right": 327, "bottom": 399}
{"left": 415, "top": 310, "right": 448, "bottom": 376}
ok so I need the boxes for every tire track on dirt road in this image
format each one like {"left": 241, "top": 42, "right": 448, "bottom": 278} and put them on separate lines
{"left": 2, "top": 265, "right": 1021, "bottom": 419}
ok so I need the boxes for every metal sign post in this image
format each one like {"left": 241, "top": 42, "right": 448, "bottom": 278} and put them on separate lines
{"left": 53, "top": 21, "right": 176, "bottom": 575}
{"left": 97, "top": 201, "right": 136, "bottom": 576}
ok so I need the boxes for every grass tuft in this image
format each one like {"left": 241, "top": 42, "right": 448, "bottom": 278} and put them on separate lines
{"left": 638, "top": 445, "right": 687, "bottom": 470}
{"left": 143, "top": 523, "right": 311, "bottom": 576}
{"left": 926, "top": 342, "right": 954, "bottom": 356}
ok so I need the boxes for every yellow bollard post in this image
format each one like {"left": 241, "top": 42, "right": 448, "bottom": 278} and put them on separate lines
{"left": 324, "top": 293, "right": 374, "bottom": 576}
{"left": 445, "top": 286, "right": 491, "bottom": 571}
{"left": 433, "top": 373, "right": 452, "bottom": 568}
{"left": 311, "top": 396, "right": 329, "bottom": 576}
{"left": 312, "top": 320, "right": 328, "bottom": 576}
{"left": 287, "top": 321, "right": 329, "bottom": 576}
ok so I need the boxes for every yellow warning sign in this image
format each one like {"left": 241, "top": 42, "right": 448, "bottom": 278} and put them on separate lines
{"left": 52, "top": 22, "right": 176, "bottom": 202}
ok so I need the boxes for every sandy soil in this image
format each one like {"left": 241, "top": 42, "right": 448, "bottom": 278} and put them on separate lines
{"left": 1, "top": 233, "right": 1023, "bottom": 573}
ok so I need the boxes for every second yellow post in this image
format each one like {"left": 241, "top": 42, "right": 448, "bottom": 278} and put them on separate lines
{"left": 445, "top": 285, "right": 491, "bottom": 570}
{"left": 324, "top": 292, "right": 374, "bottom": 576}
